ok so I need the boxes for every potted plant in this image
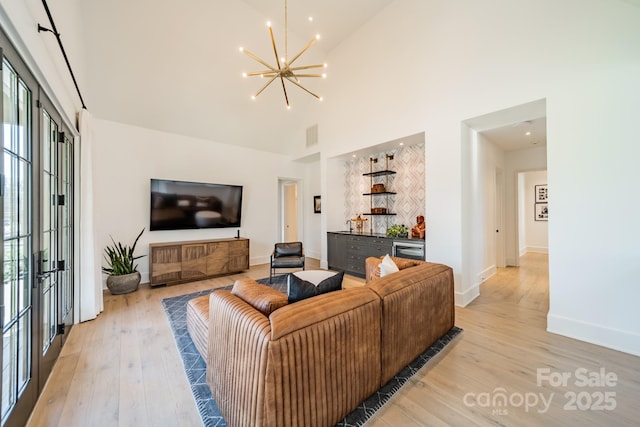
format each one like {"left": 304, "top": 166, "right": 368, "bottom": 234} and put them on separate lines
{"left": 386, "top": 224, "right": 409, "bottom": 238}
{"left": 102, "top": 228, "right": 145, "bottom": 295}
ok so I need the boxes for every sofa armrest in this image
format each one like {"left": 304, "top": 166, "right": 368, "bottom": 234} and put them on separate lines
{"left": 365, "top": 256, "right": 381, "bottom": 283}
{"left": 206, "top": 290, "right": 272, "bottom": 427}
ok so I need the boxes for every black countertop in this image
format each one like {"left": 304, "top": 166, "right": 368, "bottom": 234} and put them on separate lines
{"left": 327, "top": 230, "right": 425, "bottom": 244}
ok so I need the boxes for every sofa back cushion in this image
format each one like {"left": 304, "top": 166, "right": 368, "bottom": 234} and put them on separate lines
{"left": 231, "top": 279, "right": 288, "bottom": 316}
{"left": 265, "top": 287, "right": 382, "bottom": 426}
{"left": 368, "top": 262, "right": 455, "bottom": 385}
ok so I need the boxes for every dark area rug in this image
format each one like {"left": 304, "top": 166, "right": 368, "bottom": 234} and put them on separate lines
{"left": 161, "top": 274, "right": 462, "bottom": 427}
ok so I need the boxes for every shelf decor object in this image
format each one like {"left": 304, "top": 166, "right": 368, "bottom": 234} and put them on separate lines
{"left": 239, "top": 0, "right": 327, "bottom": 109}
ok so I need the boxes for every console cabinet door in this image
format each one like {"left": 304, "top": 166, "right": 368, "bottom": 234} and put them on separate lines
{"left": 181, "top": 244, "right": 207, "bottom": 279}
{"left": 150, "top": 245, "right": 182, "bottom": 285}
{"left": 228, "top": 239, "right": 249, "bottom": 272}
{"left": 327, "top": 233, "right": 346, "bottom": 270}
{"left": 206, "top": 242, "right": 229, "bottom": 275}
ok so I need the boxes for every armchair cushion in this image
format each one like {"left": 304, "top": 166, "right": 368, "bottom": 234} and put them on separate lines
{"left": 273, "top": 242, "right": 303, "bottom": 258}
{"left": 271, "top": 255, "right": 305, "bottom": 268}
{"left": 287, "top": 271, "right": 344, "bottom": 303}
{"left": 231, "top": 279, "right": 288, "bottom": 316}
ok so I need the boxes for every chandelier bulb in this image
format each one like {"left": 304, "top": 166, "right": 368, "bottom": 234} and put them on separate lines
{"left": 239, "top": 47, "right": 244, "bottom": 53}
{"left": 316, "top": 34, "right": 321, "bottom": 40}
{"left": 242, "top": 72, "right": 247, "bottom": 78}
{"left": 267, "top": 21, "right": 272, "bottom": 28}
{"left": 324, "top": 63, "right": 328, "bottom": 68}
{"left": 322, "top": 73, "right": 327, "bottom": 78}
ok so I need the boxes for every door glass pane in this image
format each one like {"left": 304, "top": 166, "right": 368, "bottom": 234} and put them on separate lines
{"left": 2, "top": 58, "right": 33, "bottom": 422}
{"left": 2, "top": 324, "right": 18, "bottom": 419}
{"left": 3, "top": 240, "right": 17, "bottom": 326}
{"left": 60, "top": 134, "right": 73, "bottom": 322}
{"left": 41, "top": 110, "right": 58, "bottom": 353}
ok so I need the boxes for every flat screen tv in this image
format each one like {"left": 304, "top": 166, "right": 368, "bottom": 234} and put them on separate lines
{"left": 150, "top": 179, "right": 243, "bottom": 231}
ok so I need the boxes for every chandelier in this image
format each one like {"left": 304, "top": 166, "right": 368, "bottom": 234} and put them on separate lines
{"left": 240, "top": 0, "right": 327, "bottom": 109}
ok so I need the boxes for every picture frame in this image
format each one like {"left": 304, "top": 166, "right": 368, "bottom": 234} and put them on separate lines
{"left": 313, "top": 195, "right": 321, "bottom": 213}
{"left": 535, "top": 184, "right": 548, "bottom": 203}
{"left": 535, "top": 203, "right": 548, "bottom": 221}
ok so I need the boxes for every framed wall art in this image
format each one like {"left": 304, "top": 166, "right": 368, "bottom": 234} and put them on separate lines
{"left": 535, "top": 203, "right": 548, "bottom": 221}
{"left": 313, "top": 195, "right": 321, "bottom": 213}
{"left": 535, "top": 185, "right": 548, "bottom": 203}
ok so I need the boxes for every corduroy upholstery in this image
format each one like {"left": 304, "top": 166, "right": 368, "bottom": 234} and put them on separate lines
{"left": 231, "top": 279, "right": 288, "bottom": 316}
{"left": 186, "top": 294, "right": 210, "bottom": 359}
{"left": 366, "top": 257, "right": 455, "bottom": 385}
{"left": 206, "top": 287, "right": 381, "bottom": 427}
{"left": 190, "top": 259, "right": 455, "bottom": 427}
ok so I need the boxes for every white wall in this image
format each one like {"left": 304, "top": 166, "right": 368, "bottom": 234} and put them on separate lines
{"left": 302, "top": 159, "right": 322, "bottom": 260}
{"left": 298, "top": 0, "right": 640, "bottom": 355}
{"left": 92, "top": 119, "right": 305, "bottom": 284}
{"left": 519, "top": 171, "right": 548, "bottom": 254}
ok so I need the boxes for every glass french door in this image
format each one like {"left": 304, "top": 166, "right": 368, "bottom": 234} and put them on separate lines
{"left": 1, "top": 34, "right": 75, "bottom": 427}
{"left": 37, "top": 98, "right": 74, "bottom": 386}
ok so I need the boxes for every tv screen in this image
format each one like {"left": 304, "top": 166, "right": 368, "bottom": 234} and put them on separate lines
{"left": 150, "top": 179, "right": 243, "bottom": 231}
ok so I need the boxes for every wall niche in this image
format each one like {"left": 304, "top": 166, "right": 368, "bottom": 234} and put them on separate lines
{"left": 344, "top": 141, "right": 425, "bottom": 235}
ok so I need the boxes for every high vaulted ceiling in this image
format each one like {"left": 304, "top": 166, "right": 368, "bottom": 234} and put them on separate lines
{"left": 78, "top": 0, "right": 395, "bottom": 154}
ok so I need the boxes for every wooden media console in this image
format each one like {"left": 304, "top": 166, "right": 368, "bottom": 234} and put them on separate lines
{"left": 149, "top": 237, "right": 249, "bottom": 286}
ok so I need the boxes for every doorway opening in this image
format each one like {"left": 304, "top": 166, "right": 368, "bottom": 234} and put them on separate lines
{"left": 461, "top": 99, "right": 549, "bottom": 317}
{"left": 278, "top": 178, "right": 304, "bottom": 243}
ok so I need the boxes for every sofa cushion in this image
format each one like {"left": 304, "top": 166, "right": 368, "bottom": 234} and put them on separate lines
{"left": 287, "top": 270, "right": 344, "bottom": 303}
{"left": 379, "top": 254, "right": 400, "bottom": 277}
{"left": 186, "top": 294, "right": 210, "bottom": 359}
{"left": 231, "top": 279, "right": 288, "bottom": 316}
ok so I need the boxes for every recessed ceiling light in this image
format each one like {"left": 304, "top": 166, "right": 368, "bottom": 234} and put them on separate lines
{"left": 400, "top": 142, "right": 404, "bottom": 146}
{"left": 308, "top": 16, "right": 313, "bottom": 22}
{"left": 525, "top": 131, "right": 531, "bottom": 136}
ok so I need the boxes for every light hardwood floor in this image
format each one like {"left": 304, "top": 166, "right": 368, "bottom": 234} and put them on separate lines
{"left": 27, "top": 254, "right": 640, "bottom": 426}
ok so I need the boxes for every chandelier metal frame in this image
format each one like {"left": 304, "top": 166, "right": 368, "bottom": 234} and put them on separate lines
{"left": 240, "top": 0, "right": 326, "bottom": 108}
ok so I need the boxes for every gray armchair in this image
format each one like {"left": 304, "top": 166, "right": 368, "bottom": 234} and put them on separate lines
{"left": 270, "top": 242, "right": 305, "bottom": 282}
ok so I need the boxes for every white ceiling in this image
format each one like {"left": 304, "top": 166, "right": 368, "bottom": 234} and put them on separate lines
{"left": 78, "top": 0, "right": 396, "bottom": 155}
{"left": 480, "top": 117, "right": 547, "bottom": 152}
{"left": 239, "top": 0, "right": 396, "bottom": 52}
{"left": 76, "top": 0, "right": 630, "bottom": 155}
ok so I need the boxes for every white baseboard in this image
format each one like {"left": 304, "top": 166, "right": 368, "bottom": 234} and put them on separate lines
{"left": 478, "top": 265, "right": 496, "bottom": 284}
{"left": 547, "top": 313, "right": 640, "bottom": 357}
{"left": 250, "top": 255, "right": 270, "bottom": 266}
{"left": 524, "top": 246, "right": 548, "bottom": 254}
{"left": 455, "top": 284, "right": 480, "bottom": 307}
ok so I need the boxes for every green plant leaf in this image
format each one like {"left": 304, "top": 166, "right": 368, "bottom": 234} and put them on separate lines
{"left": 101, "top": 228, "right": 146, "bottom": 276}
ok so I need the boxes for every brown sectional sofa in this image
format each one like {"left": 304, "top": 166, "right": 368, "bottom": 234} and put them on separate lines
{"left": 186, "top": 256, "right": 455, "bottom": 427}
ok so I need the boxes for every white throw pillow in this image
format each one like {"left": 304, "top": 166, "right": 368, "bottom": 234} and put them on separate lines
{"left": 379, "top": 254, "right": 399, "bottom": 277}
